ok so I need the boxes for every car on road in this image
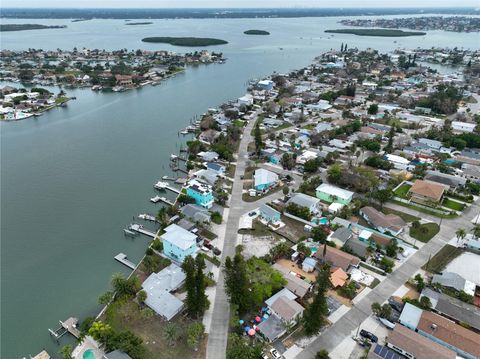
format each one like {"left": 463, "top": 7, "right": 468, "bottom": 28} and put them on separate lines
{"left": 270, "top": 348, "right": 282, "bottom": 359}
{"left": 360, "top": 329, "right": 378, "bottom": 343}
{"left": 248, "top": 211, "right": 257, "bottom": 217}
{"left": 213, "top": 247, "right": 222, "bottom": 256}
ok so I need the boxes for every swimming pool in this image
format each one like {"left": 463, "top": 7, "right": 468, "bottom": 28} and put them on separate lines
{"left": 83, "top": 350, "right": 95, "bottom": 359}
{"left": 311, "top": 217, "right": 328, "bottom": 225}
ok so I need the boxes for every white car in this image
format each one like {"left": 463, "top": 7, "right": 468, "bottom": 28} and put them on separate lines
{"left": 270, "top": 348, "right": 282, "bottom": 359}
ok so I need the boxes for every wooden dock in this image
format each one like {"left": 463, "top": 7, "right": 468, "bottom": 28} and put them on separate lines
{"left": 114, "top": 253, "right": 136, "bottom": 270}
{"left": 128, "top": 223, "right": 157, "bottom": 238}
{"left": 48, "top": 317, "right": 80, "bottom": 340}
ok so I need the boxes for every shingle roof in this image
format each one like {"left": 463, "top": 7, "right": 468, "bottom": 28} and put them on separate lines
{"left": 314, "top": 245, "right": 360, "bottom": 271}
{"left": 408, "top": 180, "right": 446, "bottom": 201}
{"left": 387, "top": 324, "right": 456, "bottom": 359}
{"left": 287, "top": 193, "right": 320, "bottom": 209}
{"left": 418, "top": 310, "right": 480, "bottom": 358}
{"left": 272, "top": 263, "right": 312, "bottom": 297}
{"left": 270, "top": 296, "right": 304, "bottom": 322}
{"left": 360, "top": 206, "right": 406, "bottom": 233}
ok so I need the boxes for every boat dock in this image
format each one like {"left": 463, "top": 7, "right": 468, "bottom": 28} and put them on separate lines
{"left": 48, "top": 317, "right": 80, "bottom": 340}
{"left": 114, "top": 253, "right": 136, "bottom": 270}
{"left": 128, "top": 223, "right": 157, "bottom": 238}
{"left": 154, "top": 181, "right": 181, "bottom": 194}
{"left": 150, "top": 195, "right": 174, "bottom": 206}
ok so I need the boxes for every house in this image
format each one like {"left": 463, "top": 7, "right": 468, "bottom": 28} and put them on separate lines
{"left": 408, "top": 179, "right": 446, "bottom": 204}
{"left": 460, "top": 164, "right": 480, "bottom": 183}
{"left": 452, "top": 121, "right": 476, "bottom": 133}
{"left": 273, "top": 263, "right": 313, "bottom": 298}
{"left": 197, "top": 151, "right": 219, "bottom": 162}
{"left": 198, "top": 129, "right": 220, "bottom": 144}
{"left": 141, "top": 263, "right": 186, "bottom": 320}
{"left": 464, "top": 237, "right": 480, "bottom": 253}
{"left": 186, "top": 179, "right": 214, "bottom": 209}
{"left": 359, "top": 206, "right": 406, "bottom": 236}
{"left": 254, "top": 168, "right": 279, "bottom": 191}
{"left": 114, "top": 74, "right": 133, "bottom": 87}
{"left": 257, "top": 80, "right": 274, "bottom": 91}
{"left": 257, "top": 313, "right": 286, "bottom": 342}
{"left": 432, "top": 272, "right": 476, "bottom": 296}
{"left": 386, "top": 324, "right": 456, "bottom": 359}
{"left": 103, "top": 351, "right": 133, "bottom": 359}
{"left": 329, "top": 227, "right": 353, "bottom": 248}
{"left": 368, "top": 344, "right": 404, "bottom": 359}
{"left": 161, "top": 224, "right": 199, "bottom": 263}
{"left": 259, "top": 204, "right": 281, "bottom": 223}
{"left": 302, "top": 257, "right": 317, "bottom": 273}
{"left": 237, "top": 94, "right": 254, "bottom": 106}
{"left": 417, "top": 310, "right": 480, "bottom": 359}
{"left": 385, "top": 154, "right": 412, "bottom": 170}
{"left": 265, "top": 288, "right": 304, "bottom": 325}
{"left": 420, "top": 288, "right": 480, "bottom": 331}
{"left": 314, "top": 246, "right": 360, "bottom": 272}
{"left": 424, "top": 170, "right": 466, "bottom": 190}
{"left": 330, "top": 267, "right": 349, "bottom": 288}
{"left": 286, "top": 193, "right": 320, "bottom": 214}
{"left": 344, "top": 237, "right": 370, "bottom": 259}
{"left": 193, "top": 169, "right": 219, "bottom": 185}
{"left": 316, "top": 183, "right": 354, "bottom": 205}
{"left": 206, "top": 162, "right": 226, "bottom": 175}
{"left": 180, "top": 204, "right": 211, "bottom": 223}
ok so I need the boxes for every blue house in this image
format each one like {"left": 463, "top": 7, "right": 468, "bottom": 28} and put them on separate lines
{"left": 186, "top": 179, "right": 214, "bottom": 209}
{"left": 259, "top": 204, "right": 281, "bottom": 223}
{"left": 256, "top": 80, "right": 274, "bottom": 91}
{"left": 254, "top": 169, "right": 279, "bottom": 191}
{"left": 161, "top": 224, "right": 199, "bottom": 263}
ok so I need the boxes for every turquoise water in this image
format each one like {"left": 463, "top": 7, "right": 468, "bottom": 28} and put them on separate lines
{"left": 309, "top": 246, "right": 318, "bottom": 254}
{"left": 1, "top": 16, "right": 478, "bottom": 359}
{"left": 83, "top": 350, "right": 95, "bottom": 359}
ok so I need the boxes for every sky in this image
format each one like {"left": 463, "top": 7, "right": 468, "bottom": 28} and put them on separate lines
{"left": 2, "top": 0, "right": 479, "bottom": 8}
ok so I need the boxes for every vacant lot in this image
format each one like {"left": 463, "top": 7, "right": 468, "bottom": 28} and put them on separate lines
{"left": 409, "top": 223, "right": 440, "bottom": 243}
{"left": 422, "top": 244, "right": 463, "bottom": 273}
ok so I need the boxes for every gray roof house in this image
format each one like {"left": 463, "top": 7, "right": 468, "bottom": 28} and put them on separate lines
{"left": 424, "top": 170, "right": 466, "bottom": 189}
{"left": 344, "top": 237, "right": 370, "bottom": 259}
{"left": 329, "top": 226, "right": 352, "bottom": 247}
{"left": 141, "top": 263, "right": 186, "bottom": 320}
{"left": 432, "top": 272, "right": 475, "bottom": 296}
{"left": 257, "top": 313, "right": 286, "bottom": 342}
{"left": 286, "top": 193, "right": 320, "bottom": 213}
{"left": 180, "top": 204, "right": 211, "bottom": 223}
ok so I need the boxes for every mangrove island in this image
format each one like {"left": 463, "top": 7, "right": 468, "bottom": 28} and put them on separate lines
{"left": 126, "top": 22, "right": 153, "bottom": 26}
{"left": 243, "top": 29, "right": 270, "bottom": 35}
{"left": 325, "top": 28, "right": 426, "bottom": 37}
{"left": 141, "top": 37, "right": 228, "bottom": 46}
{"left": 0, "top": 24, "right": 67, "bottom": 32}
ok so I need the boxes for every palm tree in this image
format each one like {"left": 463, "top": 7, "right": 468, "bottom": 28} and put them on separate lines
{"left": 163, "top": 322, "right": 181, "bottom": 347}
{"left": 455, "top": 228, "right": 466, "bottom": 243}
{"left": 472, "top": 225, "right": 480, "bottom": 240}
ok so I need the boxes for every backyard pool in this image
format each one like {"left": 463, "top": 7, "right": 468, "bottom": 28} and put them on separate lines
{"left": 83, "top": 350, "right": 95, "bottom": 359}
{"left": 312, "top": 217, "right": 328, "bottom": 225}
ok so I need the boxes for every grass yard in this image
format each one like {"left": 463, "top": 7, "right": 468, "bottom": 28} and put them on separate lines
{"left": 103, "top": 299, "right": 206, "bottom": 359}
{"left": 409, "top": 223, "right": 440, "bottom": 243}
{"left": 241, "top": 185, "right": 283, "bottom": 202}
{"left": 422, "top": 244, "right": 464, "bottom": 273}
{"left": 391, "top": 199, "right": 457, "bottom": 218}
{"left": 393, "top": 183, "right": 411, "bottom": 198}
{"left": 238, "top": 220, "right": 276, "bottom": 238}
{"left": 382, "top": 207, "right": 419, "bottom": 223}
{"left": 442, "top": 198, "right": 465, "bottom": 211}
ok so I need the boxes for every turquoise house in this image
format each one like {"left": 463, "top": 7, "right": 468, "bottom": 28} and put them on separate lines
{"left": 315, "top": 183, "right": 354, "bottom": 205}
{"left": 254, "top": 169, "right": 279, "bottom": 191}
{"left": 259, "top": 204, "right": 281, "bottom": 223}
{"left": 161, "top": 224, "right": 199, "bottom": 263}
{"left": 186, "top": 179, "right": 214, "bottom": 209}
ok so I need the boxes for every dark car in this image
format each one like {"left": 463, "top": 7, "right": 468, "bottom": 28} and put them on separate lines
{"left": 388, "top": 297, "right": 404, "bottom": 313}
{"left": 360, "top": 329, "right": 378, "bottom": 343}
{"left": 213, "top": 247, "right": 222, "bottom": 256}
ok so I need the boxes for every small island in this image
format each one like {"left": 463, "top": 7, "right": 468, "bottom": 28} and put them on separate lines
{"left": 324, "top": 29, "right": 426, "bottom": 37}
{"left": 244, "top": 29, "right": 270, "bottom": 35}
{"left": 126, "top": 22, "right": 153, "bottom": 26}
{"left": 0, "top": 24, "right": 67, "bottom": 32}
{"left": 141, "top": 37, "right": 228, "bottom": 46}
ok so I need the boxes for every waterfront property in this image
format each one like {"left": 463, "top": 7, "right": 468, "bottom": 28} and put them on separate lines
{"left": 316, "top": 183, "right": 354, "bottom": 205}
{"left": 141, "top": 263, "right": 186, "bottom": 320}
{"left": 186, "top": 179, "right": 214, "bottom": 209}
{"left": 161, "top": 224, "right": 199, "bottom": 263}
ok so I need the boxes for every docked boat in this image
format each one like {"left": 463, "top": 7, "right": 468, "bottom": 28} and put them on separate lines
{"left": 123, "top": 228, "right": 137, "bottom": 237}
{"left": 154, "top": 181, "right": 168, "bottom": 190}
{"left": 138, "top": 213, "right": 157, "bottom": 222}
{"left": 150, "top": 195, "right": 162, "bottom": 203}
{"left": 92, "top": 85, "right": 103, "bottom": 91}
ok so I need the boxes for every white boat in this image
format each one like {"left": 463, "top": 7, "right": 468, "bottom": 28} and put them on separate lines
{"left": 138, "top": 213, "right": 157, "bottom": 222}
{"left": 112, "top": 86, "right": 125, "bottom": 92}
{"left": 154, "top": 181, "right": 168, "bottom": 190}
{"left": 92, "top": 85, "right": 103, "bottom": 91}
{"left": 170, "top": 154, "right": 178, "bottom": 160}
{"left": 123, "top": 228, "right": 136, "bottom": 236}
{"left": 150, "top": 195, "right": 162, "bottom": 203}
{"left": 180, "top": 130, "right": 189, "bottom": 135}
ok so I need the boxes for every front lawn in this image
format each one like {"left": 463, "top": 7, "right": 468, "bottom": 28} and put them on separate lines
{"left": 393, "top": 183, "right": 411, "bottom": 198}
{"left": 382, "top": 207, "right": 419, "bottom": 223}
{"left": 409, "top": 223, "right": 440, "bottom": 243}
{"left": 422, "top": 244, "right": 464, "bottom": 273}
{"left": 442, "top": 198, "right": 465, "bottom": 211}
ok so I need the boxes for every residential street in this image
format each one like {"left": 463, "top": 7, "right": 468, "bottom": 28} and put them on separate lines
{"left": 295, "top": 199, "right": 480, "bottom": 358}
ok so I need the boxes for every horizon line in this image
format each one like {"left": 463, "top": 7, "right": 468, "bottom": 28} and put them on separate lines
{"left": 2, "top": 6, "right": 478, "bottom": 9}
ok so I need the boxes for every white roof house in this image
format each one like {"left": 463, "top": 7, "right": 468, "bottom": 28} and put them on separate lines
{"left": 316, "top": 184, "right": 354, "bottom": 202}
{"left": 452, "top": 121, "right": 476, "bottom": 133}
{"left": 254, "top": 168, "right": 279, "bottom": 189}
{"left": 161, "top": 224, "right": 198, "bottom": 251}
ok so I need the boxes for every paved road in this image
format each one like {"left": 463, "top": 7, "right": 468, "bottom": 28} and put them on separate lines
{"left": 296, "top": 199, "right": 480, "bottom": 358}
{"left": 206, "top": 115, "right": 259, "bottom": 359}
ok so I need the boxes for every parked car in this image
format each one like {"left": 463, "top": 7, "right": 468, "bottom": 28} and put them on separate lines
{"left": 269, "top": 348, "right": 282, "bottom": 359}
{"left": 360, "top": 329, "right": 378, "bottom": 343}
{"left": 260, "top": 352, "right": 269, "bottom": 359}
{"left": 213, "top": 247, "right": 222, "bottom": 256}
